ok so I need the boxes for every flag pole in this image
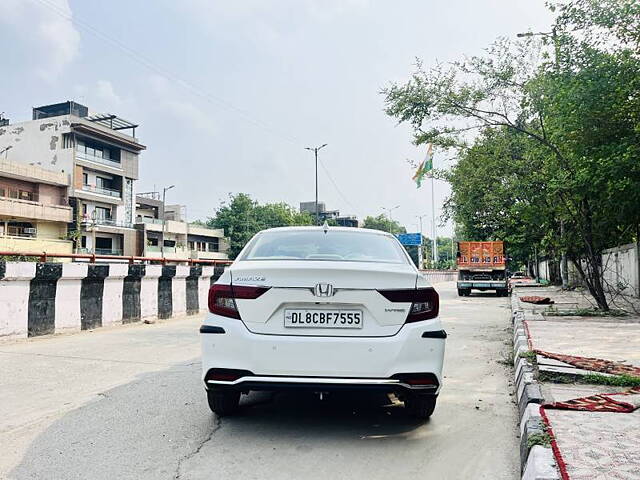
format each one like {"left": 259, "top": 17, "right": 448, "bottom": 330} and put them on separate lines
{"left": 431, "top": 169, "right": 437, "bottom": 266}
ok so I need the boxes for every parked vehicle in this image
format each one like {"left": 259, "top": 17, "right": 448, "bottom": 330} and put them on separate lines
{"left": 201, "top": 226, "right": 445, "bottom": 418}
{"left": 509, "top": 271, "right": 534, "bottom": 289}
{"left": 456, "top": 241, "right": 508, "bottom": 296}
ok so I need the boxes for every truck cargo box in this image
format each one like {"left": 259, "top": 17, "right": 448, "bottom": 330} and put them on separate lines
{"left": 456, "top": 241, "right": 505, "bottom": 270}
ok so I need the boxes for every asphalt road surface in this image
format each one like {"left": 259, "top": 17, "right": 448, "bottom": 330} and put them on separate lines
{"left": 0, "top": 281, "right": 519, "bottom": 480}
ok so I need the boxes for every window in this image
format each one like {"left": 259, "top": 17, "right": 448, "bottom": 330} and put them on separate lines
{"left": 62, "top": 133, "right": 73, "bottom": 149}
{"left": 83, "top": 173, "right": 88, "bottom": 185}
{"left": 188, "top": 241, "right": 195, "bottom": 250}
{"left": 240, "top": 230, "right": 409, "bottom": 264}
{"left": 94, "top": 206, "right": 111, "bottom": 220}
{"left": 164, "top": 240, "right": 176, "bottom": 248}
{"left": 95, "top": 237, "right": 113, "bottom": 250}
{"left": 81, "top": 236, "right": 87, "bottom": 248}
{"left": 207, "top": 241, "right": 218, "bottom": 252}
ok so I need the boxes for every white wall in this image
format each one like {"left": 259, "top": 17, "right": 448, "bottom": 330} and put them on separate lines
{"left": 0, "top": 116, "right": 74, "bottom": 175}
{"left": 602, "top": 243, "right": 639, "bottom": 296}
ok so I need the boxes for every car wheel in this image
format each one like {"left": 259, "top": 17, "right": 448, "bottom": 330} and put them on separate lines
{"left": 207, "top": 388, "right": 240, "bottom": 416}
{"left": 457, "top": 289, "right": 465, "bottom": 297}
{"left": 405, "top": 394, "right": 437, "bottom": 419}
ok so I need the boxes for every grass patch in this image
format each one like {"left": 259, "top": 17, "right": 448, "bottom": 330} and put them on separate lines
{"left": 519, "top": 350, "right": 537, "bottom": 363}
{"left": 527, "top": 432, "right": 551, "bottom": 448}
{"left": 581, "top": 373, "right": 640, "bottom": 387}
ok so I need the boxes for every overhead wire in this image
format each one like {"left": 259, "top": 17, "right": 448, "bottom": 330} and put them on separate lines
{"left": 32, "top": 0, "right": 360, "bottom": 214}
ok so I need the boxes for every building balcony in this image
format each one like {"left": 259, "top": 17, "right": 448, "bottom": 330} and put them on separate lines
{"left": 81, "top": 184, "right": 121, "bottom": 198}
{"left": 82, "top": 216, "right": 133, "bottom": 229}
{"left": 190, "top": 250, "right": 229, "bottom": 260}
{"left": 75, "top": 150, "right": 123, "bottom": 170}
{"left": 0, "top": 235, "right": 73, "bottom": 255}
{"left": 0, "top": 196, "right": 73, "bottom": 223}
{"left": 136, "top": 216, "right": 164, "bottom": 225}
{"left": 77, "top": 247, "right": 124, "bottom": 256}
{"left": 0, "top": 159, "right": 69, "bottom": 186}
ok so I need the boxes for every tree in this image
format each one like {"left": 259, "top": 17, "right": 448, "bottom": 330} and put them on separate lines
{"left": 206, "top": 193, "right": 313, "bottom": 258}
{"left": 362, "top": 215, "right": 406, "bottom": 235}
{"left": 382, "top": 0, "right": 640, "bottom": 310}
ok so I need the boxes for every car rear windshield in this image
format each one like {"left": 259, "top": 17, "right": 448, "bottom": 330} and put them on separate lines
{"left": 239, "top": 230, "right": 410, "bottom": 264}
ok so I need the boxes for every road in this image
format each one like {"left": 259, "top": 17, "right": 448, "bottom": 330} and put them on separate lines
{"left": 0, "top": 281, "right": 519, "bottom": 479}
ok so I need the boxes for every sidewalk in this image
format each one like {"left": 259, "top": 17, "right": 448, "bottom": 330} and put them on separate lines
{"left": 513, "top": 286, "right": 640, "bottom": 480}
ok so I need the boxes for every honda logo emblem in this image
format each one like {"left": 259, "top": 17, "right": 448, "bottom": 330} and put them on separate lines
{"left": 313, "top": 283, "right": 335, "bottom": 297}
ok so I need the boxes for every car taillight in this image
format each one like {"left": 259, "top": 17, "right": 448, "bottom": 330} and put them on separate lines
{"left": 208, "top": 284, "right": 270, "bottom": 319}
{"left": 377, "top": 288, "right": 439, "bottom": 323}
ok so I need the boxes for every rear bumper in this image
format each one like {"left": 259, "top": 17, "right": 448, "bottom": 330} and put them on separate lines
{"left": 457, "top": 281, "right": 507, "bottom": 289}
{"left": 201, "top": 314, "right": 445, "bottom": 393}
{"left": 204, "top": 375, "right": 438, "bottom": 393}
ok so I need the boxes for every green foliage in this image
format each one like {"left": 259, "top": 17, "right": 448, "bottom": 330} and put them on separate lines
{"left": 527, "top": 432, "right": 552, "bottom": 449}
{"left": 382, "top": 0, "right": 640, "bottom": 310}
{"left": 581, "top": 373, "right": 640, "bottom": 387}
{"left": 362, "top": 215, "right": 406, "bottom": 235}
{"left": 206, "top": 193, "right": 313, "bottom": 258}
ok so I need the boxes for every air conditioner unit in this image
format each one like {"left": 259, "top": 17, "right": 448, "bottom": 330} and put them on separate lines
{"left": 24, "top": 228, "right": 37, "bottom": 234}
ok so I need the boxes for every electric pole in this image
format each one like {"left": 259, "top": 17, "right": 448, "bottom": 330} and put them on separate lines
{"left": 305, "top": 144, "right": 327, "bottom": 225}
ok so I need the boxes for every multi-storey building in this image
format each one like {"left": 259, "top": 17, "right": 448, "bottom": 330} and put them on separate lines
{"left": 0, "top": 158, "right": 73, "bottom": 254}
{"left": 0, "top": 101, "right": 145, "bottom": 256}
{"left": 135, "top": 194, "right": 229, "bottom": 261}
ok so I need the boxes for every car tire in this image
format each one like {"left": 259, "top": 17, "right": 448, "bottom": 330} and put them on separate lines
{"left": 207, "top": 389, "right": 240, "bottom": 416}
{"left": 405, "top": 394, "right": 437, "bottom": 419}
{"left": 457, "top": 289, "right": 464, "bottom": 297}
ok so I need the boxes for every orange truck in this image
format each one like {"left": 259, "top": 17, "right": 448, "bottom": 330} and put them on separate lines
{"left": 456, "top": 241, "right": 508, "bottom": 297}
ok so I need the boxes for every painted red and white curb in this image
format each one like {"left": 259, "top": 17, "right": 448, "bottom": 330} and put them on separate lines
{"left": 511, "top": 293, "right": 561, "bottom": 480}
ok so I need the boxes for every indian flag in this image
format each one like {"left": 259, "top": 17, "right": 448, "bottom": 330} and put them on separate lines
{"left": 412, "top": 143, "right": 434, "bottom": 188}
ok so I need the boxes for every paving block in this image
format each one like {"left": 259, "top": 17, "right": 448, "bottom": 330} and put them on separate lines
{"left": 519, "top": 383, "right": 544, "bottom": 417}
{"left": 520, "top": 403, "right": 543, "bottom": 436}
{"left": 522, "top": 445, "right": 560, "bottom": 480}
{"left": 515, "top": 357, "right": 529, "bottom": 381}
{"left": 517, "top": 371, "right": 536, "bottom": 404}
{"left": 520, "top": 417, "right": 546, "bottom": 472}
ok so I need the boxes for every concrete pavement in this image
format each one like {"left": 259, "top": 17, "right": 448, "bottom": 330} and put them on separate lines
{"left": 0, "top": 282, "right": 519, "bottom": 479}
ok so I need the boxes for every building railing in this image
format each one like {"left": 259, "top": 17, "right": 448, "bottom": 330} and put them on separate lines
{"left": 136, "top": 216, "right": 163, "bottom": 225}
{"left": 0, "top": 249, "right": 233, "bottom": 266}
{"left": 92, "top": 217, "right": 133, "bottom": 229}
{"left": 75, "top": 150, "right": 123, "bottom": 169}
{"left": 0, "top": 191, "right": 68, "bottom": 206}
{"left": 81, "top": 184, "right": 121, "bottom": 198}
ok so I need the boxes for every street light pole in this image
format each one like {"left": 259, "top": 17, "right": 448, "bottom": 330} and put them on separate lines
{"left": 381, "top": 205, "right": 400, "bottom": 232}
{"left": 305, "top": 144, "right": 328, "bottom": 226}
{"left": 160, "top": 185, "right": 175, "bottom": 259}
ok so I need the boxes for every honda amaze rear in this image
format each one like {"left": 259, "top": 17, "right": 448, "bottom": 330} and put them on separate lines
{"left": 200, "top": 226, "right": 446, "bottom": 418}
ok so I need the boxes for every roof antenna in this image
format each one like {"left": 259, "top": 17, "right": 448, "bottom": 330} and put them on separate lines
{"left": 322, "top": 220, "right": 329, "bottom": 234}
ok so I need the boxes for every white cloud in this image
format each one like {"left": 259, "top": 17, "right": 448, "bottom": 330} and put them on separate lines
{"left": 0, "top": 0, "right": 80, "bottom": 79}
{"left": 147, "top": 75, "right": 217, "bottom": 135}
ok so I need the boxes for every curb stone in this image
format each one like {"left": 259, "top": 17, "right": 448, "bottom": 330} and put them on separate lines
{"left": 510, "top": 292, "right": 560, "bottom": 480}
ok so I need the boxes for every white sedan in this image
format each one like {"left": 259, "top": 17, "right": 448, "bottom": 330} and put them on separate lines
{"left": 200, "top": 226, "right": 446, "bottom": 418}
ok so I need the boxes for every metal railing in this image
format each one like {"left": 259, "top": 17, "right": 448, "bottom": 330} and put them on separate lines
{"left": 2, "top": 249, "right": 233, "bottom": 265}
{"left": 75, "top": 150, "right": 123, "bottom": 169}
{"left": 91, "top": 217, "right": 134, "bottom": 229}
{"left": 136, "top": 216, "right": 164, "bottom": 225}
{"left": 81, "top": 184, "right": 121, "bottom": 198}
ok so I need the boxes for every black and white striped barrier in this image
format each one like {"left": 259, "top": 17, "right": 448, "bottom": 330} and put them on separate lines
{"left": 0, "top": 261, "right": 228, "bottom": 340}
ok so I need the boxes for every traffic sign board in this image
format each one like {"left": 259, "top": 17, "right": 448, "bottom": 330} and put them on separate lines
{"left": 396, "top": 233, "right": 422, "bottom": 246}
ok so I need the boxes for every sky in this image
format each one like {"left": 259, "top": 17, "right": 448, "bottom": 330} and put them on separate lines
{"left": 0, "top": 0, "right": 554, "bottom": 236}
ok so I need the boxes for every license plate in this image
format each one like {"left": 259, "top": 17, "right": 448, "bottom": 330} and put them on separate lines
{"left": 284, "top": 309, "right": 363, "bottom": 329}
